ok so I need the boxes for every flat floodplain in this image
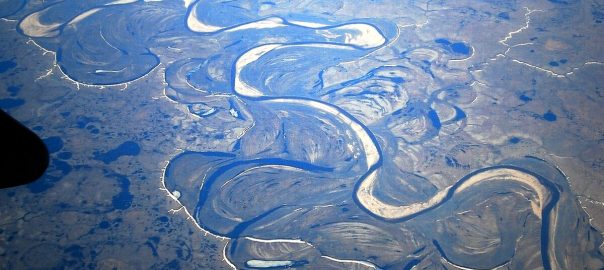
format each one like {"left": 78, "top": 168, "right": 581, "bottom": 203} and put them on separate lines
{"left": 1, "top": 0, "right": 604, "bottom": 269}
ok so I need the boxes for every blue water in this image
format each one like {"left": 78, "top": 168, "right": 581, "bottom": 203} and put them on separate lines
{"left": 0, "top": 60, "right": 16, "bottom": 73}
{"left": 93, "top": 141, "right": 140, "bottom": 164}
{"left": 0, "top": 98, "right": 24, "bottom": 109}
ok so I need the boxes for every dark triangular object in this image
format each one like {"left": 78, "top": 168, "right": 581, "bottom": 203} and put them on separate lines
{"left": 0, "top": 110, "right": 49, "bottom": 189}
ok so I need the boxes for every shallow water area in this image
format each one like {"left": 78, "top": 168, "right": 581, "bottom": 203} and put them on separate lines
{"left": 1, "top": 0, "right": 604, "bottom": 269}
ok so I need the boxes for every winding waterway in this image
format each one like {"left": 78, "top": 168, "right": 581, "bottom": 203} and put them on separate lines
{"left": 6, "top": 0, "right": 604, "bottom": 269}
